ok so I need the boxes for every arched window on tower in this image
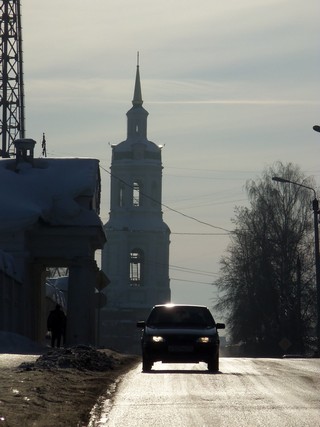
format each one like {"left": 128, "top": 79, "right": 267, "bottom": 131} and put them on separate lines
{"left": 118, "top": 183, "right": 125, "bottom": 207}
{"left": 129, "top": 248, "right": 144, "bottom": 287}
{"left": 133, "top": 181, "right": 141, "bottom": 207}
{"left": 151, "top": 181, "right": 158, "bottom": 207}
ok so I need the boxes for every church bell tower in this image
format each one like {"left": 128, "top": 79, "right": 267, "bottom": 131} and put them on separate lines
{"left": 101, "top": 60, "right": 171, "bottom": 352}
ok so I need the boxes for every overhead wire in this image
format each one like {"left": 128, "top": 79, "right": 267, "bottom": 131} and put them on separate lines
{"left": 99, "top": 164, "right": 229, "bottom": 285}
{"left": 99, "top": 164, "right": 233, "bottom": 234}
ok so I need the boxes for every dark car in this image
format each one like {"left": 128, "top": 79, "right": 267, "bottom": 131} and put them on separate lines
{"left": 137, "top": 304, "right": 225, "bottom": 372}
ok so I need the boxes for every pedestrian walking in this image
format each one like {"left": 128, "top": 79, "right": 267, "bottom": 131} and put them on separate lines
{"left": 47, "top": 304, "right": 66, "bottom": 348}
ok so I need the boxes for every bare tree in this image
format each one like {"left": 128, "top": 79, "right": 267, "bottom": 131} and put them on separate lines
{"left": 215, "top": 162, "right": 317, "bottom": 355}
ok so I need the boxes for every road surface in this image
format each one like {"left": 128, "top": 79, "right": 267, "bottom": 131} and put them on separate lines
{"left": 89, "top": 357, "right": 320, "bottom": 427}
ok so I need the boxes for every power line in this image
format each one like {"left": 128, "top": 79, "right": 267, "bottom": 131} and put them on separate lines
{"left": 99, "top": 164, "right": 232, "bottom": 234}
{"left": 96, "top": 250, "right": 219, "bottom": 280}
{"left": 170, "top": 277, "right": 216, "bottom": 285}
{"left": 170, "top": 264, "right": 219, "bottom": 277}
{"left": 172, "top": 232, "right": 229, "bottom": 236}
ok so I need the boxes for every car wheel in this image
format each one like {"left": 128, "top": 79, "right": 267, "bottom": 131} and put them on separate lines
{"left": 142, "top": 356, "right": 153, "bottom": 372}
{"left": 208, "top": 352, "right": 219, "bottom": 372}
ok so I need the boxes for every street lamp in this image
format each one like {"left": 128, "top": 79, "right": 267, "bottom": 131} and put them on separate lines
{"left": 272, "top": 176, "right": 320, "bottom": 355}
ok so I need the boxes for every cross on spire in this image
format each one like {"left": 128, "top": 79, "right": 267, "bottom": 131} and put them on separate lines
{"left": 132, "top": 51, "right": 143, "bottom": 106}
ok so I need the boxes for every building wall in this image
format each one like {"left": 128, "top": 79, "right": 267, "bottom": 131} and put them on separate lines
{"left": 0, "top": 271, "right": 23, "bottom": 334}
{"left": 0, "top": 154, "right": 106, "bottom": 347}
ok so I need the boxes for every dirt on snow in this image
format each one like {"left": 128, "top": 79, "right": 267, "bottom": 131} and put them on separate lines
{"left": 0, "top": 346, "right": 139, "bottom": 427}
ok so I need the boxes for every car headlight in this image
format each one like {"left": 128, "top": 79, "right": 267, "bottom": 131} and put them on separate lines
{"left": 197, "top": 337, "right": 211, "bottom": 343}
{"left": 152, "top": 336, "right": 165, "bottom": 343}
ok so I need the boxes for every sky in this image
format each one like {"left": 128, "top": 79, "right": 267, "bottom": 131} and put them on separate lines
{"left": 21, "top": 0, "right": 320, "bottom": 314}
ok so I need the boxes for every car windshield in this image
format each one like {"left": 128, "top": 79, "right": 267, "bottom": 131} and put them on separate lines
{"left": 147, "top": 306, "right": 216, "bottom": 328}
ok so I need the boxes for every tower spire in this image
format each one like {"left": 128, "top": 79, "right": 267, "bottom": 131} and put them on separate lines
{"left": 132, "top": 51, "right": 143, "bottom": 107}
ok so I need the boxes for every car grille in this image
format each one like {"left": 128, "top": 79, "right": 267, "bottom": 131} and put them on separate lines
{"left": 164, "top": 334, "right": 197, "bottom": 344}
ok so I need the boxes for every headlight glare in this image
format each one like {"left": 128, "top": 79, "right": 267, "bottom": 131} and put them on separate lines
{"left": 197, "top": 336, "right": 210, "bottom": 343}
{"left": 152, "top": 336, "right": 164, "bottom": 343}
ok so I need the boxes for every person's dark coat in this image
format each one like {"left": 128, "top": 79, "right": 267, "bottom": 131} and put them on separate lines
{"left": 47, "top": 304, "right": 66, "bottom": 348}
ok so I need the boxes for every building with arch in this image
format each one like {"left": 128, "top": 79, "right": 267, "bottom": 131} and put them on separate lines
{"left": 101, "top": 63, "right": 171, "bottom": 352}
{"left": 0, "top": 139, "right": 106, "bottom": 347}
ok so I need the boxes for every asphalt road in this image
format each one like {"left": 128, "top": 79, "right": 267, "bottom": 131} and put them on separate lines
{"left": 90, "top": 357, "right": 320, "bottom": 427}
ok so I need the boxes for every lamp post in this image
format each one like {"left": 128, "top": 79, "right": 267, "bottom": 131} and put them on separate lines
{"left": 272, "top": 176, "right": 320, "bottom": 355}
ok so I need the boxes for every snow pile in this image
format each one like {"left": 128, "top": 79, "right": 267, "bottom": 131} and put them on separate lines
{"left": 0, "top": 332, "right": 45, "bottom": 354}
{"left": 18, "top": 346, "right": 121, "bottom": 372}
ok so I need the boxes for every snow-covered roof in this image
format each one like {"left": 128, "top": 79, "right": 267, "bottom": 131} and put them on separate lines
{"left": 0, "top": 157, "right": 102, "bottom": 233}
{"left": 46, "top": 277, "right": 67, "bottom": 311}
{"left": 46, "top": 276, "right": 68, "bottom": 291}
{"left": 0, "top": 250, "right": 22, "bottom": 282}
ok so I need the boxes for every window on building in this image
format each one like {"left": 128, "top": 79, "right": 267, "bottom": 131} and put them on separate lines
{"left": 118, "top": 184, "right": 124, "bottom": 207}
{"left": 151, "top": 181, "right": 158, "bottom": 206}
{"left": 133, "top": 181, "right": 141, "bottom": 207}
{"left": 130, "top": 249, "right": 144, "bottom": 287}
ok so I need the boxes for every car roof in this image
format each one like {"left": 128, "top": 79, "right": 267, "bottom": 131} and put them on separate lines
{"left": 153, "top": 304, "right": 209, "bottom": 309}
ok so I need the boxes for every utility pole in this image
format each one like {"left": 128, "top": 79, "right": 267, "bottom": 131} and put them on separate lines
{"left": 0, "top": 0, "right": 25, "bottom": 158}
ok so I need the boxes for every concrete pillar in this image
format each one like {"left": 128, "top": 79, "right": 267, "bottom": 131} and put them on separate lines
{"left": 29, "top": 263, "right": 47, "bottom": 342}
{"left": 30, "top": 264, "right": 47, "bottom": 343}
{"left": 67, "top": 257, "right": 98, "bottom": 346}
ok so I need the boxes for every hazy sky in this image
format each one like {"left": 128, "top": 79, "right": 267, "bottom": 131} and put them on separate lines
{"left": 22, "top": 1, "right": 320, "bottom": 311}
